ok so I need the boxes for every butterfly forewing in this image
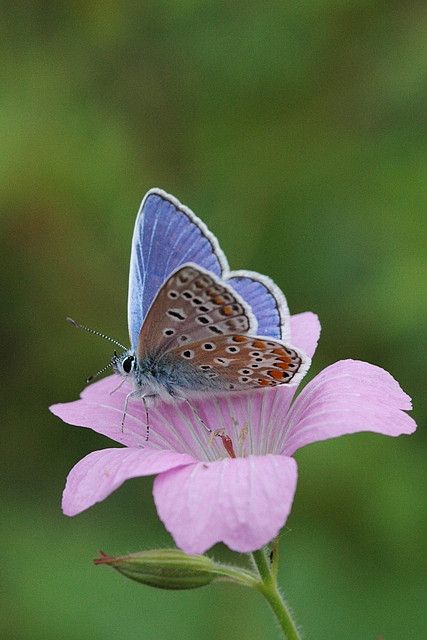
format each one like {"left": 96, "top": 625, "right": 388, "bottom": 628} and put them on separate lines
{"left": 166, "top": 334, "right": 305, "bottom": 391}
{"left": 137, "top": 264, "right": 256, "bottom": 358}
{"left": 128, "top": 190, "right": 227, "bottom": 350}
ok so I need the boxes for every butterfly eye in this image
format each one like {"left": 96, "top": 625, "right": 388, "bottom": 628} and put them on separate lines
{"left": 122, "top": 355, "right": 135, "bottom": 374}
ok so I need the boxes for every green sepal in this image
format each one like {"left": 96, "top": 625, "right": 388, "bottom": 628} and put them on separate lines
{"left": 94, "top": 549, "right": 221, "bottom": 590}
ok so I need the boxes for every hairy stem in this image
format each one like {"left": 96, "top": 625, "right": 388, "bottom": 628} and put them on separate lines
{"left": 251, "top": 547, "right": 301, "bottom": 640}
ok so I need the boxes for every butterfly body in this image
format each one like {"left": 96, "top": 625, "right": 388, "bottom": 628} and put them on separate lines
{"left": 112, "top": 347, "right": 234, "bottom": 403}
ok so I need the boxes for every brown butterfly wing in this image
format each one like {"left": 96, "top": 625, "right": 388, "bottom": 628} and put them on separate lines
{"left": 167, "top": 334, "right": 306, "bottom": 391}
{"left": 137, "top": 263, "right": 256, "bottom": 358}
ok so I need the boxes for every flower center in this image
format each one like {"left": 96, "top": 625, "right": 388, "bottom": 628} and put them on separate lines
{"left": 137, "top": 388, "right": 287, "bottom": 462}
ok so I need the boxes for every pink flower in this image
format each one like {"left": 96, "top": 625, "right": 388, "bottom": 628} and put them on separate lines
{"left": 50, "top": 312, "right": 416, "bottom": 554}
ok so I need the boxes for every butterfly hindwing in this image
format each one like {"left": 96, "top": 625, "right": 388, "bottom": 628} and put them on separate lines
{"left": 166, "top": 334, "right": 306, "bottom": 391}
{"left": 137, "top": 264, "right": 257, "bottom": 358}
{"left": 226, "top": 270, "right": 289, "bottom": 340}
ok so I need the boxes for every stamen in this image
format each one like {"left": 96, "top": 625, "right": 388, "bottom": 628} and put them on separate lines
{"left": 238, "top": 423, "right": 249, "bottom": 447}
{"left": 213, "top": 430, "right": 236, "bottom": 458}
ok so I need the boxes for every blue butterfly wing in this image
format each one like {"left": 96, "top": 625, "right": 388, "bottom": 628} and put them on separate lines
{"left": 226, "top": 271, "right": 290, "bottom": 341}
{"left": 128, "top": 189, "right": 228, "bottom": 349}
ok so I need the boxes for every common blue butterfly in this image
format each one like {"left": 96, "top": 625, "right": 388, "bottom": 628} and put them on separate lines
{"left": 107, "top": 189, "right": 309, "bottom": 433}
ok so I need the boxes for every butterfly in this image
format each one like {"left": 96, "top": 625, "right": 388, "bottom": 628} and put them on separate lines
{"left": 108, "top": 189, "right": 310, "bottom": 434}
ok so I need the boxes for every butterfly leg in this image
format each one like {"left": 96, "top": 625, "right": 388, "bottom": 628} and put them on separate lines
{"left": 121, "top": 390, "right": 140, "bottom": 432}
{"left": 121, "top": 391, "right": 156, "bottom": 441}
{"left": 141, "top": 394, "right": 157, "bottom": 441}
{"left": 172, "top": 394, "right": 212, "bottom": 435}
{"left": 185, "top": 399, "right": 212, "bottom": 434}
{"left": 109, "top": 378, "right": 126, "bottom": 396}
{"left": 172, "top": 394, "right": 238, "bottom": 458}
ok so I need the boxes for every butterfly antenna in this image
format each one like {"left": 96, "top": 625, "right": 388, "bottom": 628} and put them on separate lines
{"left": 86, "top": 362, "right": 113, "bottom": 384}
{"left": 66, "top": 317, "right": 127, "bottom": 351}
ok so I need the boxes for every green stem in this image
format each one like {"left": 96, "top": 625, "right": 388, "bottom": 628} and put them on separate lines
{"left": 270, "top": 534, "right": 280, "bottom": 580}
{"left": 251, "top": 548, "right": 301, "bottom": 640}
{"left": 212, "top": 563, "right": 259, "bottom": 588}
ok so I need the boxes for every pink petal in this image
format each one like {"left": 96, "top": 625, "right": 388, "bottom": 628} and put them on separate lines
{"left": 50, "top": 376, "right": 143, "bottom": 447}
{"left": 51, "top": 376, "right": 225, "bottom": 459}
{"left": 282, "top": 359, "right": 416, "bottom": 456}
{"left": 289, "top": 312, "right": 321, "bottom": 359}
{"left": 62, "top": 447, "right": 195, "bottom": 516}
{"left": 50, "top": 375, "right": 293, "bottom": 459}
{"left": 153, "top": 454, "right": 297, "bottom": 554}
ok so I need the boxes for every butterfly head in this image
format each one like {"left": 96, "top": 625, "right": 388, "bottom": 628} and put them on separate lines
{"left": 111, "top": 349, "right": 168, "bottom": 400}
{"left": 112, "top": 349, "right": 137, "bottom": 378}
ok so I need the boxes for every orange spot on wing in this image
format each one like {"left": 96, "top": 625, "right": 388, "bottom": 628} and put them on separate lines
{"left": 258, "top": 379, "right": 271, "bottom": 386}
{"left": 213, "top": 295, "right": 225, "bottom": 305}
{"left": 272, "top": 347, "right": 287, "bottom": 356}
{"left": 268, "top": 369, "right": 285, "bottom": 381}
{"left": 275, "top": 361, "right": 291, "bottom": 370}
{"left": 252, "top": 340, "right": 266, "bottom": 349}
{"left": 222, "top": 305, "right": 234, "bottom": 316}
{"left": 206, "top": 286, "right": 221, "bottom": 296}
{"left": 232, "top": 335, "right": 247, "bottom": 343}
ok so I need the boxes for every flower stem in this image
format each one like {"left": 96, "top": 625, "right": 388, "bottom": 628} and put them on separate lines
{"left": 251, "top": 547, "right": 301, "bottom": 640}
{"left": 270, "top": 534, "right": 280, "bottom": 580}
{"left": 212, "top": 563, "right": 259, "bottom": 588}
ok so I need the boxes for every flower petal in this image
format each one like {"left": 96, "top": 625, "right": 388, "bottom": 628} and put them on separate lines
{"left": 50, "top": 376, "right": 241, "bottom": 460}
{"left": 50, "top": 376, "right": 220, "bottom": 459}
{"left": 153, "top": 454, "right": 297, "bottom": 554}
{"left": 289, "top": 312, "right": 321, "bottom": 359}
{"left": 62, "top": 448, "right": 195, "bottom": 516}
{"left": 282, "top": 359, "right": 416, "bottom": 456}
{"left": 50, "top": 376, "right": 143, "bottom": 446}
{"left": 50, "top": 375, "right": 294, "bottom": 459}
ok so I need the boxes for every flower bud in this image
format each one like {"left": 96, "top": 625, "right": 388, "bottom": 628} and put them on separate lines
{"left": 94, "top": 549, "right": 220, "bottom": 590}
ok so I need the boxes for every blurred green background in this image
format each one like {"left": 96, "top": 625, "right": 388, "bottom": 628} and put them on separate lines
{"left": 1, "top": 3, "right": 426, "bottom": 639}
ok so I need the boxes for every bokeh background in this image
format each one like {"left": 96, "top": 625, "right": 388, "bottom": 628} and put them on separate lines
{"left": 2, "top": 3, "right": 426, "bottom": 639}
